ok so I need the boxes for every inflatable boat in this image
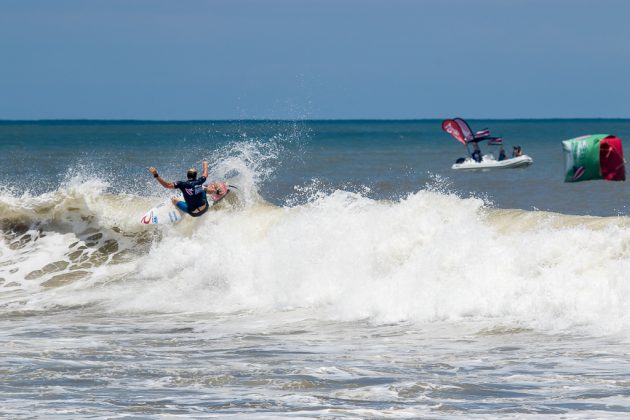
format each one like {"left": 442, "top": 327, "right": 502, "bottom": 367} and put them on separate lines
{"left": 451, "top": 154, "right": 533, "bottom": 171}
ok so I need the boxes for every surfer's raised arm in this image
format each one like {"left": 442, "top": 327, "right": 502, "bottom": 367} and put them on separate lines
{"left": 202, "top": 159, "right": 208, "bottom": 179}
{"left": 148, "top": 167, "right": 175, "bottom": 189}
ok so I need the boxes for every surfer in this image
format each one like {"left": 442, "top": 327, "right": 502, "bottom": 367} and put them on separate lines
{"left": 149, "top": 160, "right": 210, "bottom": 217}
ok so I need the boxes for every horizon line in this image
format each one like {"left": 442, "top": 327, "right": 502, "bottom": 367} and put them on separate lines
{"left": 2, "top": 117, "right": 630, "bottom": 123}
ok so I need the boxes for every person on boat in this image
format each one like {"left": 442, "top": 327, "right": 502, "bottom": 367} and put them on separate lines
{"left": 512, "top": 146, "right": 523, "bottom": 157}
{"left": 148, "top": 160, "right": 210, "bottom": 217}
{"left": 498, "top": 146, "right": 507, "bottom": 161}
{"left": 471, "top": 143, "right": 482, "bottom": 163}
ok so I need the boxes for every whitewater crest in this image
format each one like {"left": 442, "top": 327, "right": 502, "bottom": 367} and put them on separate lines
{"left": 0, "top": 136, "right": 282, "bottom": 297}
{"left": 3, "top": 176, "right": 630, "bottom": 337}
{"left": 0, "top": 175, "right": 248, "bottom": 291}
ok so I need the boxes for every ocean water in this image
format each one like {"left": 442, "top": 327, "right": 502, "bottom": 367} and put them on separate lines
{"left": 2, "top": 120, "right": 630, "bottom": 418}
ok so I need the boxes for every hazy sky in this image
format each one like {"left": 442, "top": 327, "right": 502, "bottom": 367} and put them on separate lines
{"left": 1, "top": 0, "right": 629, "bottom": 119}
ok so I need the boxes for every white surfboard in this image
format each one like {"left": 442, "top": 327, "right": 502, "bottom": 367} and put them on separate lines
{"left": 140, "top": 182, "right": 231, "bottom": 225}
{"left": 140, "top": 199, "right": 183, "bottom": 225}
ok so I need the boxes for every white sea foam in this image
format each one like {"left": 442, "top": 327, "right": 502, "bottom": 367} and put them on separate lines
{"left": 3, "top": 176, "right": 630, "bottom": 339}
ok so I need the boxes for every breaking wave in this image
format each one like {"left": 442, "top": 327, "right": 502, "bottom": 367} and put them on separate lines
{"left": 2, "top": 138, "right": 630, "bottom": 338}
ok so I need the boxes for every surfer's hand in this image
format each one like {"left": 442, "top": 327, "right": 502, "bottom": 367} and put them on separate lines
{"left": 149, "top": 167, "right": 158, "bottom": 176}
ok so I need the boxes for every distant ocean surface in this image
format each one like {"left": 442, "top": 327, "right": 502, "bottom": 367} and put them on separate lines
{"left": 3, "top": 120, "right": 630, "bottom": 418}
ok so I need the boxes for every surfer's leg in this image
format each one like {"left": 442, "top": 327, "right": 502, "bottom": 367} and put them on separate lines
{"left": 172, "top": 197, "right": 188, "bottom": 213}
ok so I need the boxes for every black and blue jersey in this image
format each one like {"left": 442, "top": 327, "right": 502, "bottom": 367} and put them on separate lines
{"left": 174, "top": 176, "right": 207, "bottom": 214}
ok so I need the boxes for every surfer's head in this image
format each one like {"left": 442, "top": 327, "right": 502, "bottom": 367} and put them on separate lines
{"left": 186, "top": 168, "right": 197, "bottom": 180}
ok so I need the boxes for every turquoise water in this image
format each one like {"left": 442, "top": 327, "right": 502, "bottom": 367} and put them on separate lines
{"left": 2, "top": 119, "right": 630, "bottom": 215}
{"left": 3, "top": 120, "right": 630, "bottom": 418}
